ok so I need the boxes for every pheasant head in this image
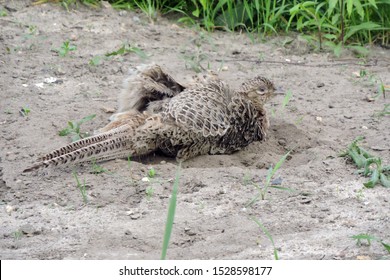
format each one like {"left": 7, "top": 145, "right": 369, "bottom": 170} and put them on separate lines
{"left": 237, "top": 76, "right": 280, "bottom": 109}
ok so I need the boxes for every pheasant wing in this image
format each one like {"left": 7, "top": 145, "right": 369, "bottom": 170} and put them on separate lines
{"left": 163, "top": 80, "right": 232, "bottom": 137}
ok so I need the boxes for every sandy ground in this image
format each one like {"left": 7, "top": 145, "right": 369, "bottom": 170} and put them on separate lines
{"left": 1, "top": 1, "right": 389, "bottom": 260}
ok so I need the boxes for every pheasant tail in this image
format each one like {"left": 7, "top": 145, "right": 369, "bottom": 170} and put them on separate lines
{"left": 23, "top": 116, "right": 161, "bottom": 172}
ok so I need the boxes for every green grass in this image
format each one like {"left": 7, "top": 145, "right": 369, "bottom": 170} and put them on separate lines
{"left": 105, "top": 43, "right": 147, "bottom": 59}
{"left": 161, "top": 165, "right": 181, "bottom": 260}
{"left": 251, "top": 216, "right": 279, "bottom": 260}
{"left": 352, "top": 233, "right": 390, "bottom": 254}
{"left": 145, "top": 186, "right": 155, "bottom": 200}
{"left": 59, "top": 114, "right": 96, "bottom": 142}
{"left": 246, "top": 151, "right": 292, "bottom": 206}
{"left": 13, "top": 230, "right": 23, "bottom": 240}
{"left": 35, "top": 0, "right": 389, "bottom": 49}
{"left": 73, "top": 171, "right": 88, "bottom": 203}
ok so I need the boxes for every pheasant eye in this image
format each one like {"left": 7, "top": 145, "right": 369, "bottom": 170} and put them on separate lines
{"left": 256, "top": 88, "right": 265, "bottom": 95}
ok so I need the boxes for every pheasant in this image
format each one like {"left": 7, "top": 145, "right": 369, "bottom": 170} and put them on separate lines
{"left": 23, "top": 64, "right": 280, "bottom": 172}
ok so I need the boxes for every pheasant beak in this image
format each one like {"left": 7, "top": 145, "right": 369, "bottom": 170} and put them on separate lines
{"left": 274, "top": 87, "right": 285, "bottom": 95}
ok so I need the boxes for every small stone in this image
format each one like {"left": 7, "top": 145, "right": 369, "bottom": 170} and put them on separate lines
{"left": 101, "top": 107, "right": 115, "bottom": 113}
{"left": 278, "top": 138, "right": 286, "bottom": 146}
{"left": 119, "top": 10, "right": 128, "bottom": 16}
{"left": 20, "top": 224, "right": 35, "bottom": 235}
{"left": 141, "top": 177, "right": 150, "bottom": 182}
{"left": 315, "top": 116, "right": 323, "bottom": 123}
{"left": 356, "top": 255, "right": 371, "bottom": 260}
{"left": 361, "top": 126, "right": 368, "bottom": 130}
{"left": 316, "top": 82, "right": 325, "bottom": 88}
{"left": 70, "top": 34, "right": 78, "bottom": 41}
{"left": 6, "top": 205, "right": 14, "bottom": 215}
{"left": 160, "top": 161, "right": 167, "bottom": 164}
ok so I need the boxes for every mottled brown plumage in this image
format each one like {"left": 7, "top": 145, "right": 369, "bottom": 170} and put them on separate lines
{"left": 23, "top": 64, "right": 278, "bottom": 172}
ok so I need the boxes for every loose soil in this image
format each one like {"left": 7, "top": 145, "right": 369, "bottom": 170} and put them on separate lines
{"left": 1, "top": 1, "right": 389, "bottom": 260}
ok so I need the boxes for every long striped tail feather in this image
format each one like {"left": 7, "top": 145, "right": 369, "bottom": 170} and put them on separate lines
{"left": 23, "top": 133, "right": 158, "bottom": 173}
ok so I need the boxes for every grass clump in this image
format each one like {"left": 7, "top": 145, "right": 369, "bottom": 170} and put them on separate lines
{"left": 59, "top": 114, "right": 96, "bottom": 142}
{"left": 35, "top": 1, "right": 390, "bottom": 48}
{"left": 340, "top": 136, "right": 390, "bottom": 188}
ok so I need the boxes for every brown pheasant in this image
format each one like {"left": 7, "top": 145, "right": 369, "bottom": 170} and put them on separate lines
{"left": 23, "top": 64, "right": 279, "bottom": 172}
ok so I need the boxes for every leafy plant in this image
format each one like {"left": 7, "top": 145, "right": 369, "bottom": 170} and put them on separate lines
{"left": 246, "top": 151, "right": 292, "bottom": 206}
{"left": 59, "top": 114, "right": 96, "bottom": 142}
{"left": 340, "top": 136, "right": 390, "bottom": 188}
{"left": 105, "top": 43, "right": 147, "bottom": 59}
{"left": 53, "top": 40, "right": 77, "bottom": 57}
{"left": 161, "top": 165, "right": 181, "bottom": 260}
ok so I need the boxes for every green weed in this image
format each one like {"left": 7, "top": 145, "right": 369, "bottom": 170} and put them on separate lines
{"left": 73, "top": 171, "right": 88, "bottom": 203}
{"left": 161, "top": 165, "right": 181, "bottom": 260}
{"left": 148, "top": 167, "right": 156, "bottom": 178}
{"left": 134, "top": 0, "right": 159, "bottom": 22}
{"left": 340, "top": 136, "right": 390, "bottom": 188}
{"left": 13, "top": 230, "right": 23, "bottom": 240}
{"left": 35, "top": 1, "right": 390, "bottom": 47}
{"left": 181, "top": 32, "right": 211, "bottom": 73}
{"left": 246, "top": 151, "right": 292, "bottom": 206}
{"left": 89, "top": 55, "right": 103, "bottom": 66}
{"left": 105, "top": 43, "right": 147, "bottom": 59}
{"left": 59, "top": 114, "right": 96, "bottom": 142}
{"left": 352, "top": 233, "right": 390, "bottom": 254}
{"left": 251, "top": 216, "right": 279, "bottom": 260}
{"left": 373, "top": 104, "right": 390, "bottom": 118}
{"left": 91, "top": 160, "right": 108, "bottom": 174}
{"left": 20, "top": 107, "right": 31, "bottom": 117}
{"left": 145, "top": 186, "right": 155, "bottom": 200}
{"left": 53, "top": 40, "right": 77, "bottom": 57}
{"left": 0, "top": 9, "right": 7, "bottom": 17}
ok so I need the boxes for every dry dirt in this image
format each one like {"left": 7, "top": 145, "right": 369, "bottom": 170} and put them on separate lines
{"left": 1, "top": 1, "right": 389, "bottom": 260}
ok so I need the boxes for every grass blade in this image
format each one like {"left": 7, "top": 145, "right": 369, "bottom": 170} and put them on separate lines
{"left": 161, "top": 165, "right": 181, "bottom": 260}
{"left": 251, "top": 216, "right": 279, "bottom": 260}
